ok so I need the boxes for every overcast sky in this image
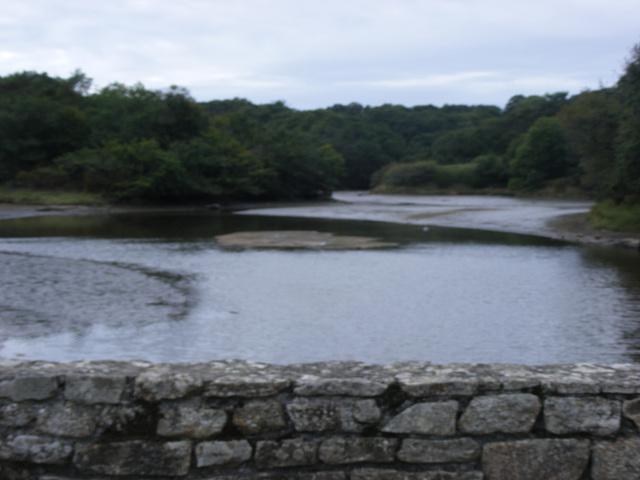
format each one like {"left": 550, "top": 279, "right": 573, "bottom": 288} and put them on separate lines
{"left": 2, "top": 0, "right": 639, "bottom": 110}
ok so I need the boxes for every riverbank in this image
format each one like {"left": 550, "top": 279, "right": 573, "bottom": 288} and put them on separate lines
{"left": 0, "top": 193, "right": 638, "bottom": 251}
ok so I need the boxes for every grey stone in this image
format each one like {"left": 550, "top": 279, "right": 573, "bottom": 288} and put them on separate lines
{"left": 73, "top": 440, "right": 192, "bottom": 476}
{"left": 398, "top": 438, "right": 481, "bottom": 463}
{"left": 592, "top": 437, "right": 640, "bottom": 480}
{"left": 294, "top": 375, "right": 389, "bottom": 396}
{"left": 287, "top": 398, "right": 341, "bottom": 432}
{"left": 396, "top": 373, "right": 478, "bottom": 396}
{"left": 381, "top": 401, "right": 458, "bottom": 435}
{"left": 205, "top": 375, "right": 291, "bottom": 397}
{"left": 196, "top": 439, "right": 252, "bottom": 467}
{"left": 544, "top": 397, "right": 621, "bottom": 435}
{"left": 286, "top": 398, "right": 373, "bottom": 433}
{"left": 64, "top": 375, "right": 126, "bottom": 404}
{"left": 36, "top": 403, "right": 97, "bottom": 437}
{"left": 353, "top": 399, "right": 382, "bottom": 424}
{"left": 0, "top": 376, "right": 58, "bottom": 401}
{"left": 0, "top": 435, "right": 73, "bottom": 464}
{"left": 134, "top": 370, "right": 203, "bottom": 402}
{"left": 351, "top": 470, "right": 484, "bottom": 480}
{"left": 623, "top": 397, "right": 640, "bottom": 429}
{"left": 233, "top": 399, "right": 286, "bottom": 434}
{"left": 158, "top": 403, "right": 227, "bottom": 438}
{"left": 318, "top": 437, "right": 397, "bottom": 464}
{"left": 298, "top": 474, "right": 348, "bottom": 480}
{"left": 459, "top": 394, "right": 541, "bottom": 434}
{"left": 0, "top": 403, "right": 37, "bottom": 427}
{"left": 483, "top": 439, "right": 590, "bottom": 480}
{"left": 255, "top": 438, "right": 318, "bottom": 469}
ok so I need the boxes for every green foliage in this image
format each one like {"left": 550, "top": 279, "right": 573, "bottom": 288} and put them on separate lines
{"left": 509, "top": 117, "right": 573, "bottom": 190}
{"left": 610, "top": 45, "right": 640, "bottom": 204}
{"left": 471, "top": 154, "right": 510, "bottom": 188}
{"left": 589, "top": 200, "right": 640, "bottom": 232}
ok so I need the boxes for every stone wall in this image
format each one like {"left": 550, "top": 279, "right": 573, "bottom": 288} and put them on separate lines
{"left": 1, "top": 360, "right": 640, "bottom": 480}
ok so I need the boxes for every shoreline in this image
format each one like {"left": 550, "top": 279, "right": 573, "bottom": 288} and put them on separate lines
{"left": 0, "top": 196, "right": 638, "bottom": 251}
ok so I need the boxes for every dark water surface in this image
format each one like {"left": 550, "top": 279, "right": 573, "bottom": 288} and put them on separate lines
{"left": 1, "top": 211, "right": 639, "bottom": 364}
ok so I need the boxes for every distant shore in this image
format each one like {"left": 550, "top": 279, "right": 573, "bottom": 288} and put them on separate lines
{"left": 0, "top": 195, "right": 638, "bottom": 251}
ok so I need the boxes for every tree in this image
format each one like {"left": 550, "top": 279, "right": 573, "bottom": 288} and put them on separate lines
{"left": 610, "top": 44, "right": 640, "bottom": 203}
{"left": 509, "top": 117, "right": 572, "bottom": 190}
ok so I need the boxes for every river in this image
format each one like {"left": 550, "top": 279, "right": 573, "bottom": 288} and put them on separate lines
{"left": 0, "top": 193, "right": 639, "bottom": 364}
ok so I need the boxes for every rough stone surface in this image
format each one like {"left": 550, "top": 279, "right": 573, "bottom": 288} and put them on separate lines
{"left": 592, "top": 437, "right": 640, "bottom": 480}
{"left": 294, "top": 375, "right": 390, "bottom": 396}
{"left": 544, "top": 396, "right": 621, "bottom": 435}
{"left": 157, "top": 402, "right": 227, "bottom": 438}
{"left": 396, "top": 373, "right": 479, "bottom": 396}
{"left": 318, "top": 437, "right": 397, "bottom": 464}
{"left": 482, "top": 439, "right": 590, "bottom": 480}
{"left": 64, "top": 375, "right": 126, "bottom": 404}
{"left": 398, "top": 438, "right": 481, "bottom": 463}
{"left": 353, "top": 399, "right": 382, "bottom": 424}
{"left": 622, "top": 397, "right": 640, "bottom": 429}
{"left": 0, "top": 403, "right": 37, "bottom": 427}
{"left": 351, "top": 470, "right": 484, "bottom": 480}
{"left": 286, "top": 398, "right": 371, "bottom": 433}
{"left": 459, "top": 394, "right": 541, "bottom": 434}
{"left": 233, "top": 399, "right": 286, "bottom": 435}
{"left": 255, "top": 438, "right": 318, "bottom": 469}
{"left": 381, "top": 401, "right": 458, "bottom": 435}
{"left": 196, "top": 440, "right": 252, "bottom": 467}
{"left": 134, "top": 370, "right": 203, "bottom": 401}
{"left": 0, "top": 435, "right": 73, "bottom": 464}
{"left": 73, "top": 440, "right": 192, "bottom": 476}
{"left": 0, "top": 376, "right": 58, "bottom": 401}
{"left": 36, "top": 403, "right": 97, "bottom": 437}
{"left": 205, "top": 375, "right": 290, "bottom": 397}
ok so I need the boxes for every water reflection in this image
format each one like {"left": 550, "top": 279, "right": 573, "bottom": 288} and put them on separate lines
{"left": 0, "top": 211, "right": 639, "bottom": 364}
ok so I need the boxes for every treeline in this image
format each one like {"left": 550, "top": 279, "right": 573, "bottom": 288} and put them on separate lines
{"left": 0, "top": 44, "right": 639, "bottom": 206}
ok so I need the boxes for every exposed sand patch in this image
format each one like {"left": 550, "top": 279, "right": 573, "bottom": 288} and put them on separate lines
{"left": 215, "top": 231, "right": 398, "bottom": 250}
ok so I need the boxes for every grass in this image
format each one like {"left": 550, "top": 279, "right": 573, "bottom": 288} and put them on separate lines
{"left": 0, "top": 187, "right": 105, "bottom": 206}
{"left": 589, "top": 200, "right": 640, "bottom": 232}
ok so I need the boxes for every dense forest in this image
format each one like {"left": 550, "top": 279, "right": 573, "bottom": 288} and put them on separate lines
{"left": 0, "top": 45, "right": 639, "bottom": 224}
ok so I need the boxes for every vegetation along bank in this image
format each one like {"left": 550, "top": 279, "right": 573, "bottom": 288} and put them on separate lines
{"left": 0, "top": 45, "right": 639, "bottom": 233}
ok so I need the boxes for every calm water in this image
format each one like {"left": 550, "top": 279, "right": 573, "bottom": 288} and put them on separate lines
{"left": 1, "top": 209, "right": 639, "bottom": 364}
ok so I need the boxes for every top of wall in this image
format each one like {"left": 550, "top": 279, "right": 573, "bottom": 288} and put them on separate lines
{"left": 1, "top": 360, "right": 639, "bottom": 401}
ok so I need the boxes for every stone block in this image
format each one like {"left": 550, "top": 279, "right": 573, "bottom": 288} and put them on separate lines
{"left": 294, "top": 375, "right": 389, "bottom": 396}
{"left": 351, "top": 469, "right": 483, "bottom": 480}
{"left": 0, "top": 435, "right": 73, "bottom": 464}
{"left": 318, "top": 437, "right": 397, "bottom": 464}
{"left": 158, "top": 402, "right": 227, "bottom": 438}
{"left": 353, "top": 399, "right": 382, "bottom": 424}
{"left": 298, "top": 474, "right": 347, "bottom": 480}
{"left": 0, "top": 376, "right": 58, "bottom": 401}
{"left": 233, "top": 399, "right": 286, "bottom": 434}
{"left": 73, "top": 440, "right": 192, "bottom": 476}
{"left": 205, "top": 375, "right": 291, "bottom": 397}
{"left": 592, "top": 437, "right": 640, "bottom": 480}
{"left": 482, "top": 439, "right": 590, "bottom": 480}
{"left": 36, "top": 403, "right": 97, "bottom": 437}
{"left": 398, "top": 438, "right": 481, "bottom": 463}
{"left": 544, "top": 397, "right": 620, "bottom": 435}
{"left": 134, "top": 370, "right": 203, "bottom": 402}
{"left": 459, "top": 394, "right": 541, "bottom": 434}
{"left": 64, "top": 375, "right": 126, "bottom": 404}
{"left": 287, "top": 398, "right": 341, "bottom": 432}
{"left": 396, "top": 373, "right": 478, "bottom": 396}
{"left": 623, "top": 397, "right": 640, "bottom": 429}
{"left": 196, "top": 439, "right": 252, "bottom": 467}
{"left": 255, "top": 438, "right": 318, "bottom": 469}
{"left": 0, "top": 403, "right": 37, "bottom": 427}
{"left": 381, "top": 401, "right": 458, "bottom": 435}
